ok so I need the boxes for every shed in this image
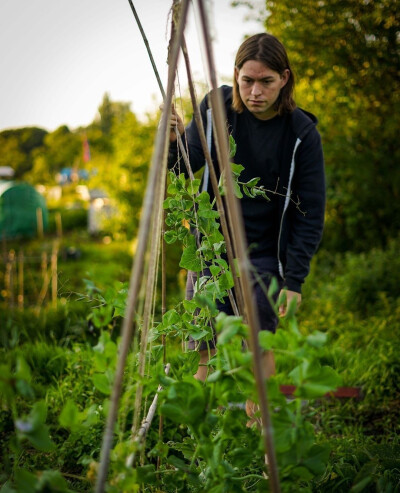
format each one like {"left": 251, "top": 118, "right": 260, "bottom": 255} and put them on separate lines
{"left": 0, "top": 181, "right": 48, "bottom": 239}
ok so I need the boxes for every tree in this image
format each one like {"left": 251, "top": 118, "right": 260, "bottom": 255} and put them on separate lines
{"left": 96, "top": 92, "right": 131, "bottom": 137}
{"left": 0, "top": 127, "right": 47, "bottom": 178}
{"left": 27, "top": 125, "right": 82, "bottom": 184}
{"left": 238, "top": 0, "right": 400, "bottom": 251}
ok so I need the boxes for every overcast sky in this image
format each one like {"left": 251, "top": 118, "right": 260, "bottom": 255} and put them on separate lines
{"left": 0, "top": 0, "right": 264, "bottom": 132}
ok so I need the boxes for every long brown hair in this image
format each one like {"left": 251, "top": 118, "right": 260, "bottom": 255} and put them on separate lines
{"left": 232, "top": 33, "right": 296, "bottom": 115}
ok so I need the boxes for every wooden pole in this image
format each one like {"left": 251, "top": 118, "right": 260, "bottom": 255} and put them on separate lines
{"left": 196, "top": 1, "right": 281, "bottom": 490}
{"left": 126, "top": 363, "right": 171, "bottom": 468}
{"left": 36, "top": 251, "right": 50, "bottom": 311}
{"left": 5, "top": 250, "right": 15, "bottom": 308}
{"left": 56, "top": 211, "right": 63, "bottom": 238}
{"left": 51, "top": 241, "right": 59, "bottom": 306}
{"left": 180, "top": 34, "right": 243, "bottom": 316}
{"left": 36, "top": 207, "right": 44, "bottom": 239}
{"left": 132, "top": 170, "right": 166, "bottom": 434}
{"left": 94, "top": 2, "right": 190, "bottom": 490}
{"left": 128, "top": 0, "right": 194, "bottom": 181}
{"left": 18, "top": 250, "right": 24, "bottom": 309}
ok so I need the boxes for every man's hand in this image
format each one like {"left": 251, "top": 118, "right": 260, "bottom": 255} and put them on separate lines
{"left": 278, "top": 289, "right": 302, "bottom": 317}
{"left": 160, "top": 103, "right": 184, "bottom": 142}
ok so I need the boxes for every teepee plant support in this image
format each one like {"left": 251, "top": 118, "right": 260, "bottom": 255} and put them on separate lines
{"left": 94, "top": 2, "right": 190, "bottom": 490}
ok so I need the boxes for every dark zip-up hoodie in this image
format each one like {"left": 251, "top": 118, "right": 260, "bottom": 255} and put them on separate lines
{"left": 168, "top": 85, "right": 325, "bottom": 293}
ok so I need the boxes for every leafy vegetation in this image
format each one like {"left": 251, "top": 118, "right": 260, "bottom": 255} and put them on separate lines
{"left": 1, "top": 0, "right": 399, "bottom": 490}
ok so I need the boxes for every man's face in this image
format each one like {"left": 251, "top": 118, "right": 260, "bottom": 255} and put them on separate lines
{"left": 235, "top": 60, "right": 289, "bottom": 120}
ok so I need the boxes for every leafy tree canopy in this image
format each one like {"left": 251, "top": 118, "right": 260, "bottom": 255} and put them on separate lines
{"left": 0, "top": 127, "right": 47, "bottom": 178}
{"left": 250, "top": 0, "right": 400, "bottom": 251}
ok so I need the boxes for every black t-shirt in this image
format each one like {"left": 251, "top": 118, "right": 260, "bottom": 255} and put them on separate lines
{"left": 231, "top": 109, "right": 288, "bottom": 257}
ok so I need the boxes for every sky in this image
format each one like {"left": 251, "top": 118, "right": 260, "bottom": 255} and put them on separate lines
{"left": 0, "top": 0, "right": 264, "bottom": 132}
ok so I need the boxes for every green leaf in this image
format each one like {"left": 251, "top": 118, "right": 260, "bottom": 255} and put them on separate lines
{"left": 136, "top": 465, "right": 156, "bottom": 485}
{"left": 92, "top": 373, "right": 112, "bottom": 395}
{"left": 230, "top": 163, "right": 244, "bottom": 176}
{"left": 164, "top": 230, "right": 178, "bottom": 244}
{"left": 31, "top": 400, "right": 47, "bottom": 427}
{"left": 0, "top": 482, "right": 17, "bottom": 493}
{"left": 179, "top": 237, "right": 202, "bottom": 272}
{"left": 219, "top": 271, "right": 234, "bottom": 291}
{"left": 242, "top": 185, "right": 255, "bottom": 198}
{"left": 59, "top": 400, "right": 80, "bottom": 429}
{"left": 268, "top": 276, "right": 279, "bottom": 298}
{"left": 161, "top": 309, "right": 181, "bottom": 328}
{"left": 15, "top": 469, "right": 37, "bottom": 493}
{"left": 306, "top": 331, "right": 328, "bottom": 348}
{"left": 258, "top": 330, "right": 275, "bottom": 350}
{"left": 187, "top": 179, "right": 201, "bottom": 195}
{"left": 244, "top": 177, "right": 260, "bottom": 187}
{"left": 182, "top": 299, "right": 198, "bottom": 314}
{"left": 15, "top": 357, "right": 31, "bottom": 382}
{"left": 26, "top": 425, "right": 55, "bottom": 452}
{"left": 292, "top": 466, "right": 314, "bottom": 480}
{"left": 229, "top": 134, "right": 237, "bottom": 158}
{"left": 193, "top": 292, "right": 217, "bottom": 315}
{"left": 351, "top": 476, "right": 373, "bottom": 493}
{"left": 198, "top": 208, "right": 220, "bottom": 219}
{"left": 206, "top": 370, "right": 222, "bottom": 383}
{"left": 168, "top": 455, "right": 188, "bottom": 471}
{"left": 189, "top": 328, "right": 211, "bottom": 341}
{"left": 302, "top": 444, "right": 331, "bottom": 475}
{"left": 36, "top": 470, "right": 70, "bottom": 492}
{"left": 233, "top": 180, "right": 243, "bottom": 199}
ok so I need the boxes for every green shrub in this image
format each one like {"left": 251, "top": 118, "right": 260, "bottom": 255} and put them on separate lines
{"left": 0, "top": 302, "right": 91, "bottom": 349}
{"left": 48, "top": 207, "right": 87, "bottom": 233}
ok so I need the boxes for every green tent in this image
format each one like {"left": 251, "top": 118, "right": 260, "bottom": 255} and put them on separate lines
{"left": 0, "top": 181, "right": 48, "bottom": 239}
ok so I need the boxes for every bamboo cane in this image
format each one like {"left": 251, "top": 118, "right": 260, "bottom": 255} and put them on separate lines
{"left": 196, "top": 1, "right": 281, "bottom": 490}
{"left": 132, "top": 169, "right": 166, "bottom": 434}
{"left": 94, "top": 2, "right": 190, "bottom": 491}
{"left": 180, "top": 34, "right": 243, "bottom": 317}
{"left": 127, "top": 0, "right": 194, "bottom": 181}
{"left": 126, "top": 363, "right": 171, "bottom": 468}
{"left": 157, "top": 144, "right": 169, "bottom": 473}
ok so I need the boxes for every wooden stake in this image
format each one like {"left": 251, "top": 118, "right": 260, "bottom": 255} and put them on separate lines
{"left": 51, "top": 241, "right": 59, "bottom": 306}
{"left": 95, "top": 2, "right": 190, "bottom": 490}
{"left": 132, "top": 169, "right": 166, "bottom": 434}
{"left": 180, "top": 34, "right": 243, "bottom": 316}
{"left": 5, "top": 250, "right": 15, "bottom": 308}
{"left": 36, "top": 208, "right": 44, "bottom": 238}
{"left": 196, "top": 1, "right": 281, "bottom": 490}
{"left": 56, "top": 212, "right": 63, "bottom": 238}
{"left": 36, "top": 251, "right": 50, "bottom": 311}
{"left": 126, "top": 363, "right": 171, "bottom": 468}
{"left": 128, "top": 0, "right": 193, "bottom": 181}
{"left": 18, "top": 250, "right": 24, "bottom": 309}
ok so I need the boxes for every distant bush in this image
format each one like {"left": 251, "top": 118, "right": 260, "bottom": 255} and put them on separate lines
{"left": 0, "top": 302, "right": 92, "bottom": 349}
{"left": 337, "top": 236, "right": 400, "bottom": 316}
{"left": 304, "top": 236, "right": 400, "bottom": 319}
{"left": 47, "top": 207, "right": 87, "bottom": 233}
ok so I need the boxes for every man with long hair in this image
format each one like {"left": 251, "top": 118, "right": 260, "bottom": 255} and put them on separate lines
{"left": 168, "top": 33, "right": 325, "bottom": 421}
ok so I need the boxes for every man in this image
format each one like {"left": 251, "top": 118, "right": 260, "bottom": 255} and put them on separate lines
{"left": 167, "top": 33, "right": 325, "bottom": 397}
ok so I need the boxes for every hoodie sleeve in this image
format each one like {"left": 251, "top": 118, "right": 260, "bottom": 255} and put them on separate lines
{"left": 283, "top": 127, "right": 326, "bottom": 293}
{"left": 167, "top": 94, "right": 209, "bottom": 176}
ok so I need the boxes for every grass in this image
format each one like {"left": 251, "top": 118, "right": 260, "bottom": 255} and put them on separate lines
{"left": 1, "top": 235, "right": 400, "bottom": 491}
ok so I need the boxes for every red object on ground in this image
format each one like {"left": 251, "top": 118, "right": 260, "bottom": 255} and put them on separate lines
{"left": 279, "top": 385, "right": 362, "bottom": 399}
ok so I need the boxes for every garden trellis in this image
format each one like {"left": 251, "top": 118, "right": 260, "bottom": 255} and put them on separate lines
{"left": 94, "top": 1, "right": 359, "bottom": 491}
{"left": 95, "top": 1, "right": 282, "bottom": 491}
